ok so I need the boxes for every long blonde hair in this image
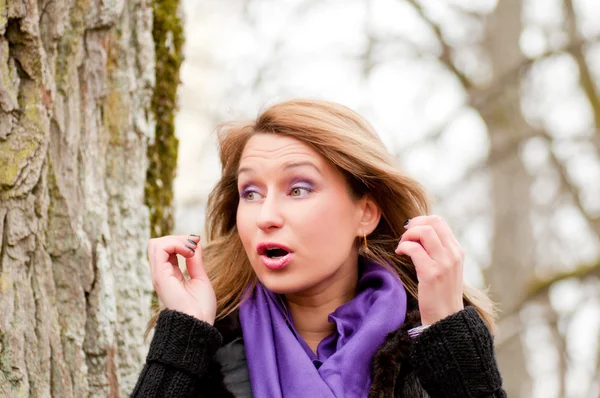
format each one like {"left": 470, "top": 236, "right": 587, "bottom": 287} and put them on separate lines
{"left": 148, "top": 99, "right": 496, "bottom": 335}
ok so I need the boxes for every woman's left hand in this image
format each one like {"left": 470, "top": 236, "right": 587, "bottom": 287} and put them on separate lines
{"left": 395, "top": 215, "right": 464, "bottom": 326}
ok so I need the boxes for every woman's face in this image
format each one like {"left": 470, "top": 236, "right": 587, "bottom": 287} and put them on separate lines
{"left": 236, "top": 133, "right": 371, "bottom": 295}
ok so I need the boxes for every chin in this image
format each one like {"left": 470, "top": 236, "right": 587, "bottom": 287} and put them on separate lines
{"left": 255, "top": 271, "right": 315, "bottom": 295}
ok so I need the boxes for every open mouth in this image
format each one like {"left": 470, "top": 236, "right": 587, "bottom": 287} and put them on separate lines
{"left": 264, "top": 248, "right": 289, "bottom": 258}
{"left": 257, "top": 243, "right": 293, "bottom": 270}
{"left": 257, "top": 243, "right": 292, "bottom": 256}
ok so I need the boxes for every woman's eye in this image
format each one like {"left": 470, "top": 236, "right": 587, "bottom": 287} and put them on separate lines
{"left": 241, "top": 189, "right": 262, "bottom": 201}
{"left": 290, "top": 187, "right": 310, "bottom": 197}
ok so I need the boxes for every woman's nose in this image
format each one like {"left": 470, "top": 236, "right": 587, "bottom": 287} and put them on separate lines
{"left": 256, "top": 195, "right": 284, "bottom": 231}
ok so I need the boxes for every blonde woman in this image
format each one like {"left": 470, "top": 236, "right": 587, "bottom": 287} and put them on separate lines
{"left": 133, "top": 100, "right": 506, "bottom": 397}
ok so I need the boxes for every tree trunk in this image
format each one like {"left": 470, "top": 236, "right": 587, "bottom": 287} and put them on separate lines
{"left": 480, "top": 0, "right": 534, "bottom": 397}
{"left": 0, "top": 0, "right": 155, "bottom": 396}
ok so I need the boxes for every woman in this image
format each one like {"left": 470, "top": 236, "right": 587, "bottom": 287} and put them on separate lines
{"left": 133, "top": 99, "right": 506, "bottom": 397}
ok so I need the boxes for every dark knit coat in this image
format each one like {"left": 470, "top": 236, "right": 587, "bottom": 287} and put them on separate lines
{"left": 132, "top": 302, "right": 506, "bottom": 397}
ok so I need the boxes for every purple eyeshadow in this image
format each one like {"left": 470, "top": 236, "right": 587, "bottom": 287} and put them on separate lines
{"left": 239, "top": 184, "right": 257, "bottom": 198}
{"left": 291, "top": 181, "right": 313, "bottom": 190}
{"left": 290, "top": 177, "right": 315, "bottom": 188}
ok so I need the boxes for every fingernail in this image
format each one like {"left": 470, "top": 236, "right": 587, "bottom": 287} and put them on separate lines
{"left": 403, "top": 219, "right": 410, "bottom": 227}
{"left": 184, "top": 245, "right": 195, "bottom": 254}
{"left": 187, "top": 239, "right": 197, "bottom": 246}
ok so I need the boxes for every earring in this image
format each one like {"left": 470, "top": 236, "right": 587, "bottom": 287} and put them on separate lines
{"left": 363, "top": 231, "right": 368, "bottom": 250}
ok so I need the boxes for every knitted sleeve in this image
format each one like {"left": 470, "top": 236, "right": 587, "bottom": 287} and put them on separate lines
{"left": 131, "top": 309, "right": 229, "bottom": 397}
{"left": 410, "top": 306, "right": 507, "bottom": 398}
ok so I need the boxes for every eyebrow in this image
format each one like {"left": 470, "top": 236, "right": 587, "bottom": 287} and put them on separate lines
{"left": 283, "top": 161, "right": 323, "bottom": 175}
{"left": 237, "top": 161, "right": 323, "bottom": 177}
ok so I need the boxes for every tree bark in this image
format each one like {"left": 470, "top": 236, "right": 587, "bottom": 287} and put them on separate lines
{"left": 480, "top": 0, "right": 534, "bottom": 397}
{"left": 0, "top": 0, "right": 155, "bottom": 396}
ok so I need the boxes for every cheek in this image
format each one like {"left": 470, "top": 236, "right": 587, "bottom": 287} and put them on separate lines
{"left": 294, "top": 197, "right": 357, "bottom": 253}
{"left": 236, "top": 206, "right": 254, "bottom": 249}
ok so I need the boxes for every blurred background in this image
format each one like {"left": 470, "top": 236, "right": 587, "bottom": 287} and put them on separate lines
{"left": 0, "top": 0, "right": 599, "bottom": 397}
{"left": 173, "top": 1, "right": 600, "bottom": 397}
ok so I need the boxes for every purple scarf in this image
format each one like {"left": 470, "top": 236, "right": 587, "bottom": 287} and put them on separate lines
{"left": 239, "top": 260, "right": 407, "bottom": 397}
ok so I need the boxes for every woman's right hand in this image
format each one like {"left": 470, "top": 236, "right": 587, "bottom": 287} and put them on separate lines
{"left": 147, "top": 235, "right": 217, "bottom": 325}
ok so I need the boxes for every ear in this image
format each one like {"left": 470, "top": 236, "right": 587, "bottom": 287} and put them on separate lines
{"left": 357, "top": 195, "right": 381, "bottom": 236}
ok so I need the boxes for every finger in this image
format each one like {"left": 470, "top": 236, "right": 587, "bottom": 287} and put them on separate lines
{"left": 151, "top": 236, "right": 196, "bottom": 276}
{"left": 165, "top": 257, "right": 185, "bottom": 283}
{"left": 148, "top": 243, "right": 184, "bottom": 289}
{"left": 169, "top": 234, "right": 201, "bottom": 252}
{"left": 399, "top": 225, "right": 446, "bottom": 262}
{"left": 160, "top": 236, "right": 197, "bottom": 257}
{"left": 405, "top": 215, "right": 458, "bottom": 249}
{"left": 395, "top": 241, "right": 434, "bottom": 279}
{"left": 184, "top": 234, "right": 201, "bottom": 248}
{"left": 186, "top": 238, "right": 209, "bottom": 281}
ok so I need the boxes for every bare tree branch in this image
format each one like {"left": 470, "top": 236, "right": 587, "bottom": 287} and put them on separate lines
{"left": 538, "top": 128, "right": 600, "bottom": 237}
{"left": 394, "top": 0, "right": 600, "bottom": 190}
{"left": 405, "top": 0, "right": 472, "bottom": 89}
{"left": 548, "top": 305, "right": 568, "bottom": 398}
{"left": 447, "top": 1, "right": 488, "bottom": 19}
{"left": 496, "top": 262, "right": 599, "bottom": 349}
{"left": 527, "top": 264, "right": 600, "bottom": 306}
{"left": 402, "top": 0, "right": 600, "bottom": 117}
{"left": 501, "top": 262, "right": 600, "bottom": 326}
{"left": 434, "top": 124, "right": 600, "bottom": 240}
{"left": 469, "top": 33, "right": 600, "bottom": 114}
{"left": 564, "top": 0, "right": 600, "bottom": 130}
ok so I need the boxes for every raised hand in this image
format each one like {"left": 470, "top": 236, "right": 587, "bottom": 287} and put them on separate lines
{"left": 395, "top": 216, "right": 465, "bottom": 326}
{"left": 147, "top": 235, "right": 217, "bottom": 325}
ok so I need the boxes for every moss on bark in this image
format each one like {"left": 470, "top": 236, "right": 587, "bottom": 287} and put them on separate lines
{"left": 145, "top": 0, "right": 184, "bottom": 239}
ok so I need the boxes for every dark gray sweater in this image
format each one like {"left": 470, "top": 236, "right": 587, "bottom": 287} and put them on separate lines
{"left": 132, "top": 306, "right": 506, "bottom": 397}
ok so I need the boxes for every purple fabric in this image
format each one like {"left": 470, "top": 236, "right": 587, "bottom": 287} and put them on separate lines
{"left": 239, "top": 259, "right": 407, "bottom": 397}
